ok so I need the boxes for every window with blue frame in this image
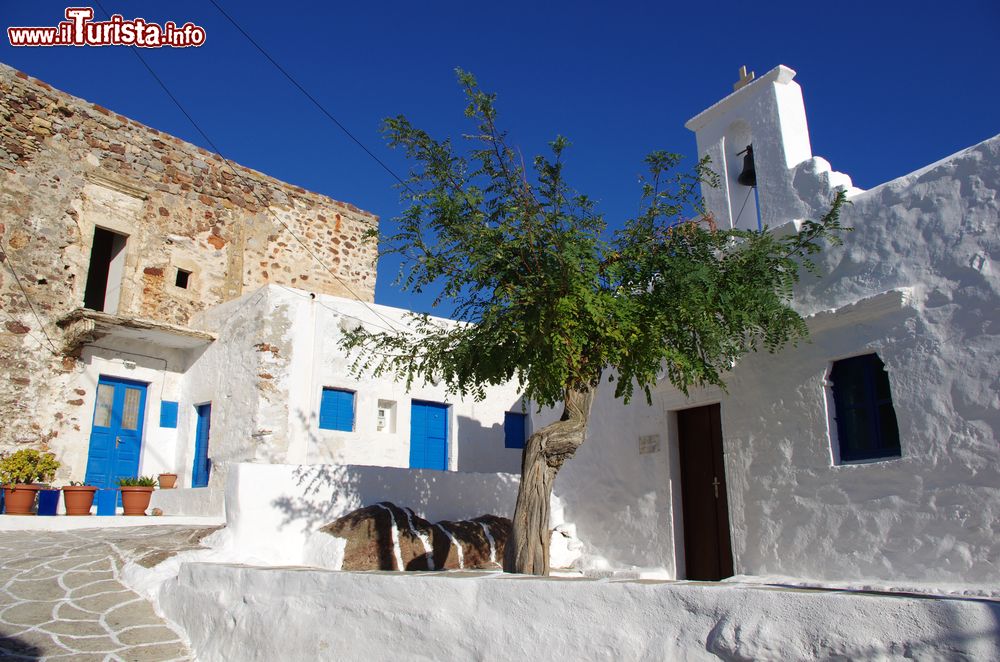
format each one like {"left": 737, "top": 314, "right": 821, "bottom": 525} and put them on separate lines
{"left": 319, "top": 387, "right": 355, "bottom": 432}
{"left": 504, "top": 411, "right": 527, "bottom": 449}
{"left": 829, "top": 353, "right": 901, "bottom": 463}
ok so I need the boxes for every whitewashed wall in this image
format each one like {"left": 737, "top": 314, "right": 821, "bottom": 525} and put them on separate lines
{"left": 279, "top": 287, "right": 526, "bottom": 473}
{"left": 178, "top": 285, "right": 526, "bottom": 489}
{"left": 553, "top": 85, "right": 999, "bottom": 585}
{"left": 54, "top": 339, "right": 190, "bottom": 484}
{"left": 711, "top": 133, "right": 1000, "bottom": 585}
{"left": 536, "top": 382, "right": 677, "bottom": 575}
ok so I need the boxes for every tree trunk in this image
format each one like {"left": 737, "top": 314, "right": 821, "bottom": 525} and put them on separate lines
{"left": 503, "top": 385, "right": 596, "bottom": 575}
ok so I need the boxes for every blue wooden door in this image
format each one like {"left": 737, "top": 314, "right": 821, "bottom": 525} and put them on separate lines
{"left": 409, "top": 400, "right": 449, "bottom": 470}
{"left": 85, "top": 376, "right": 147, "bottom": 489}
{"left": 192, "top": 403, "right": 212, "bottom": 487}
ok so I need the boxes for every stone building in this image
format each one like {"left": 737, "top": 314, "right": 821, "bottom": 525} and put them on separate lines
{"left": 0, "top": 62, "right": 525, "bottom": 493}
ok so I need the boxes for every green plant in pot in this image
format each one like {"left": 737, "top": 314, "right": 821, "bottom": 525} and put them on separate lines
{"left": 62, "top": 480, "right": 98, "bottom": 516}
{"left": 0, "top": 449, "right": 60, "bottom": 516}
{"left": 117, "top": 476, "right": 158, "bottom": 516}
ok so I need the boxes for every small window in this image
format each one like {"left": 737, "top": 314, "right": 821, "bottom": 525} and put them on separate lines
{"left": 175, "top": 268, "right": 191, "bottom": 289}
{"left": 504, "top": 411, "right": 527, "bottom": 449}
{"left": 377, "top": 399, "right": 397, "bottom": 433}
{"left": 121, "top": 387, "right": 142, "bottom": 431}
{"left": 829, "top": 353, "right": 901, "bottom": 463}
{"left": 319, "top": 388, "right": 355, "bottom": 432}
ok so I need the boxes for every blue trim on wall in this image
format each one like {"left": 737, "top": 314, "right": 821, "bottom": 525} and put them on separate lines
{"left": 160, "top": 401, "right": 179, "bottom": 428}
{"left": 504, "top": 411, "right": 527, "bottom": 449}
{"left": 319, "top": 388, "right": 355, "bottom": 432}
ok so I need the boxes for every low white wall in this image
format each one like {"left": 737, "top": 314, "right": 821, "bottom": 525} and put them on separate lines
{"left": 217, "top": 462, "right": 521, "bottom": 564}
{"left": 149, "top": 487, "right": 225, "bottom": 517}
{"left": 161, "top": 563, "right": 1000, "bottom": 662}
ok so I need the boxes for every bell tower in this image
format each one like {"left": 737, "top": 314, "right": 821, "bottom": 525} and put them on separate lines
{"left": 686, "top": 65, "right": 814, "bottom": 230}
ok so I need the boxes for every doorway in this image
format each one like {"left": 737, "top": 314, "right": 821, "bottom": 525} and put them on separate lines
{"left": 677, "top": 403, "right": 734, "bottom": 580}
{"left": 192, "top": 403, "right": 212, "bottom": 487}
{"left": 85, "top": 376, "right": 147, "bottom": 489}
{"left": 409, "top": 400, "right": 449, "bottom": 470}
{"left": 83, "top": 227, "right": 128, "bottom": 313}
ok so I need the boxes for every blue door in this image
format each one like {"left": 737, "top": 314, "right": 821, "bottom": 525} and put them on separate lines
{"left": 85, "top": 376, "right": 147, "bottom": 489}
{"left": 192, "top": 403, "right": 212, "bottom": 487}
{"left": 409, "top": 400, "right": 449, "bottom": 470}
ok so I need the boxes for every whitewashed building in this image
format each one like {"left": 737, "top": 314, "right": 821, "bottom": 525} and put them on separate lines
{"left": 547, "top": 65, "right": 999, "bottom": 587}
{"left": 0, "top": 63, "right": 525, "bottom": 506}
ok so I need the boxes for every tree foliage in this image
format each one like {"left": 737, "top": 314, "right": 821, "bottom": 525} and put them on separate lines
{"left": 343, "top": 70, "right": 849, "bottom": 410}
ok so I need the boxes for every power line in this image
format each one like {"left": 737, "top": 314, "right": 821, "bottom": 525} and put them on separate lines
{"left": 206, "top": 0, "right": 415, "bottom": 196}
{"left": 92, "top": 1, "right": 405, "bottom": 334}
{"left": 0, "top": 237, "right": 60, "bottom": 355}
{"left": 274, "top": 284, "right": 398, "bottom": 334}
{"left": 0, "top": 307, "right": 58, "bottom": 357}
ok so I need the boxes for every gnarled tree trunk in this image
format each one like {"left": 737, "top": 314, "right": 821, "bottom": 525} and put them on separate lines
{"left": 503, "top": 385, "right": 596, "bottom": 575}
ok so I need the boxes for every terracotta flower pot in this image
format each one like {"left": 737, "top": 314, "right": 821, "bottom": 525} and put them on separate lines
{"left": 2, "top": 484, "right": 41, "bottom": 515}
{"left": 158, "top": 473, "right": 178, "bottom": 489}
{"left": 119, "top": 486, "right": 155, "bottom": 516}
{"left": 62, "top": 485, "right": 98, "bottom": 516}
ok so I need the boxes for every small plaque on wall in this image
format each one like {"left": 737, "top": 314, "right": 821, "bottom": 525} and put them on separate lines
{"left": 639, "top": 434, "right": 661, "bottom": 455}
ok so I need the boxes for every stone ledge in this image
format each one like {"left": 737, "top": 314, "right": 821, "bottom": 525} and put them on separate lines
{"left": 57, "top": 308, "right": 217, "bottom": 353}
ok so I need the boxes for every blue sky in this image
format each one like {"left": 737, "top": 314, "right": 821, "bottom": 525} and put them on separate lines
{"left": 2, "top": 1, "right": 998, "bottom": 314}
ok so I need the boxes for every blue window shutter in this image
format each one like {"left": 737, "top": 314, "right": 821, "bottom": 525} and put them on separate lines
{"left": 159, "top": 401, "right": 179, "bottom": 428}
{"left": 320, "top": 388, "right": 355, "bottom": 431}
{"left": 830, "top": 353, "right": 901, "bottom": 462}
{"left": 504, "top": 412, "right": 527, "bottom": 449}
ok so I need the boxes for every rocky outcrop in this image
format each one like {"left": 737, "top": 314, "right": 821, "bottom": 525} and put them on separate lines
{"left": 319, "top": 502, "right": 510, "bottom": 571}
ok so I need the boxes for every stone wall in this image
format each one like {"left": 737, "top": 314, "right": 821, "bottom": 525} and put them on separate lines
{"left": 0, "top": 62, "right": 377, "bottom": 460}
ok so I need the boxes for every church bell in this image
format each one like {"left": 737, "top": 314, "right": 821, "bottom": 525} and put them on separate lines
{"left": 737, "top": 145, "right": 756, "bottom": 187}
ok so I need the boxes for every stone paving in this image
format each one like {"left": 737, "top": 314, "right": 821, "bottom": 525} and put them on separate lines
{"left": 0, "top": 525, "right": 220, "bottom": 661}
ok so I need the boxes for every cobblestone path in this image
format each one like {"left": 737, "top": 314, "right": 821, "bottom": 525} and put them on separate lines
{"left": 0, "top": 526, "right": 219, "bottom": 661}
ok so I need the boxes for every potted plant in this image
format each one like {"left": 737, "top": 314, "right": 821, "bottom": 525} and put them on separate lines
{"left": 0, "top": 449, "right": 60, "bottom": 516}
{"left": 157, "top": 473, "right": 178, "bottom": 489}
{"left": 62, "top": 481, "right": 98, "bottom": 516}
{"left": 118, "top": 476, "right": 157, "bottom": 516}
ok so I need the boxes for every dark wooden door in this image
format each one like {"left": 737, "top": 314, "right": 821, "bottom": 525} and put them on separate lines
{"left": 677, "top": 404, "right": 734, "bottom": 580}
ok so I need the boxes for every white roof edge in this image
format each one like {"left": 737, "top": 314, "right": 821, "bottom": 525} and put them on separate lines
{"left": 684, "top": 65, "right": 797, "bottom": 132}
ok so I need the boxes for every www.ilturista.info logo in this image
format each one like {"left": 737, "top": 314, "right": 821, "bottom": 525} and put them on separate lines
{"left": 8, "top": 7, "right": 206, "bottom": 48}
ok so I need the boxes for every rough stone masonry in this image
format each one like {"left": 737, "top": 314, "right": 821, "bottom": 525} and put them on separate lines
{"left": 0, "top": 62, "right": 378, "bottom": 463}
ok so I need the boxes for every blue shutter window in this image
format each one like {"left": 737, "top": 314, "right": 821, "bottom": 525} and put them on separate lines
{"left": 159, "top": 401, "right": 179, "bottom": 428}
{"left": 504, "top": 411, "right": 527, "bottom": 449}
{"left": 319, "top": 388, "right": 355, "bottom": 432}
{"left": 830, "top": 353, "right": 901, "bottom": 463}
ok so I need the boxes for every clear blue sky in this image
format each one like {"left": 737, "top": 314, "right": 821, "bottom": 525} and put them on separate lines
{"left": 2, "top": 1, "right": 998, "bottom": 314}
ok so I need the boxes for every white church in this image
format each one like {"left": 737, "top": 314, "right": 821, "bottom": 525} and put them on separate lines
{"left": 547, "top": 64, "right": 998, "bottom": 588}
{"left": 179, "top": 64, "right": 998, "bottom": 594}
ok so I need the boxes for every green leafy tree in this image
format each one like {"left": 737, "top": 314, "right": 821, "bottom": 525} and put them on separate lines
{"left": 343, "top": 71, "right": 848, "bottom": 575}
